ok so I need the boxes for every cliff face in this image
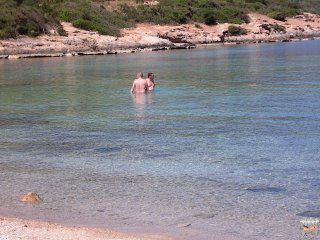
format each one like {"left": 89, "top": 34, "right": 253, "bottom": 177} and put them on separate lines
{"left": 1, "top": 12, "right": 320, "bottom": 59}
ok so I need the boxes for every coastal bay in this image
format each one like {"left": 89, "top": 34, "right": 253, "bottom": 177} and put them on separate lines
{"left": 1, "top": 37, "right": 320, "bottom": 239}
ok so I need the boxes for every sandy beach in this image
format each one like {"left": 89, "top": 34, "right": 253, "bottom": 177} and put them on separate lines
{"left": 0, "top": 216, "right": 174, "bottom": 240}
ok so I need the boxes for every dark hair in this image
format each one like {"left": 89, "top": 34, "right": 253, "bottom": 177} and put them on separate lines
{"left": 147, "top": 73, "right": 153, "bottom": 78}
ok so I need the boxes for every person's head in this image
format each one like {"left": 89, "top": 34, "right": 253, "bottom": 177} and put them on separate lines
{"left": 147, "top": 73, "right": 154, "bottom": 80}
{"left": 137, "top": 72, "right": 143, "bottom": 78}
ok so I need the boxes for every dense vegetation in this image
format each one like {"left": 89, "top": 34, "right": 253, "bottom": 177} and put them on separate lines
{"left": 121, "top": 0, "right": 320, "bottom": 24}
{"left": 1, "top": 0, "right": 320, "bottom": 39}
{"left": 0, "top": 0, "right": 131, "bottom": 39}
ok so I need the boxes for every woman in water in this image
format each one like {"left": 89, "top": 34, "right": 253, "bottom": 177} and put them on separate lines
{"left": 146, "top": 73, "right": 155, "bottom": 91}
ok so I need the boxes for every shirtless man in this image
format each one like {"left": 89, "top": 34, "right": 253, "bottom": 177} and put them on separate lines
{"left": 130, "top": 72, "right": 148, "bottom": 94}
{"left": 146, "top": 73, "right": 155, "bottom": 91}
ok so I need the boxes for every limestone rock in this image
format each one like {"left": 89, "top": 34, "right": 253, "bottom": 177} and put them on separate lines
{"left": 8, "top": 55, "right": 20, "bottom": 59}
{"left": 159, "top": 32, "right": 190, "bottom": 43}
{"left": 21, "top": 192, "right": 42, "bottom": 203}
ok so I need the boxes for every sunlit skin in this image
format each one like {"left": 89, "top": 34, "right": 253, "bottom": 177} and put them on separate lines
{"left": 146, "top": 73, "right": 155, "bottom": 91}
{"left": 130, "top": 72, "right": 148, "bottom": 94}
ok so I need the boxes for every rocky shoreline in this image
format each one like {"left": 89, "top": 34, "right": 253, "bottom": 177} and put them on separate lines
{"left": 1, "top": 12, "right": 320, "bottom": 60}
{"left": 0, "top": 44, "right": 196, "bottom": 60}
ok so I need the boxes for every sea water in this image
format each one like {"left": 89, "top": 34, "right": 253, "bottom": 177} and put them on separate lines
{"left": 1, "top": 40, "right": 320, "bottom": 240}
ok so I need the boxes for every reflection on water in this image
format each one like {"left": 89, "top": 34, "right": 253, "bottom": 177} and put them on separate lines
{"left": 131, "top": 92, "right": 155, "bottom": 106}
{"left": 131, "top": 92, "right": 155, "bottom": 119}
{"left": 1, "top": 40, "right": 320, "bottom": 240}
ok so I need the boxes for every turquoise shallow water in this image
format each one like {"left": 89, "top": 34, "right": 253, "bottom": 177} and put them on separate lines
{"left": 1, "top": 40, "right": 320, "bottom": 239}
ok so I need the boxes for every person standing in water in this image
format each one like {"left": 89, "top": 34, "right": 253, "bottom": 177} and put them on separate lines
{"left": 130, "top": 72, "right": 148, "bottom": 94}
{"left": 146, "top": 73, "right": 155, "bottom": 91}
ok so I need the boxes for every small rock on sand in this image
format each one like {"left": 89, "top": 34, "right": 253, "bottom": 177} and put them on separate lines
{"left": 177, "top": 223, "right": 191, "bottom": 228}
{"left": 20, "top": 192, "right": 42, "bottom": 203}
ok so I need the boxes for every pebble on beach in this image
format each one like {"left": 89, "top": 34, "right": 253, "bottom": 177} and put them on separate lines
{"left": 177, "top": 223, "right": 191, "bottom": 228}
{"left": 20, "top": 192, "right": 42, "bottom": 203}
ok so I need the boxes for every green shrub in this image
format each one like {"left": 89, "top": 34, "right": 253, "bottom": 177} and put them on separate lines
{"left": 120, "top": 4, "right": 139, "bottom": 22}
{"left": 72, "top": 19, "right": 93, "bottom": 31}
{"left": 26, "top": 21, "right": 40, "bottom": 37}
{"left": 195, "top": 0, "right": 220, "bottom": 8}
{"left": 251, "top": 2, "right": 264, "bottom": 11}
{"left": 228, "top": 25, "right": 247, "bottom": 36}
{"left": 56, "top": 0, "right": 131, "bottom": 36}
{"left": 272, "top": 23, "right": 286, "bottom": 32}
{"left": 0, "top": 0, "right": 59, "bottom": 39}
{"left": 300, "top": 0, "right": 320, "bottom": 14}
{"left": 57, "top": 25, "right": 68, "bottom": 36}
{"left": 0, "top": 27, "right": 17, "bottom": 39}
{"left": 220, "top": 7, "right": 245, "bottom": 23}
{"left": 59, "top": 9, "right": 76, "bottom": 22}
{"left": 172, "top": 10, "right": 188, "bottom": 24}
{"left": 268, "top": 11, "right": 287, "bottom": 21}
{"left": 204, "top": 10, "right": 217, "bottom": 25}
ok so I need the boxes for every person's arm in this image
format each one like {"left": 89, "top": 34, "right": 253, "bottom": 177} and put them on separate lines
{"left": 130, "top": 81, "right": 136, "bottom": 93}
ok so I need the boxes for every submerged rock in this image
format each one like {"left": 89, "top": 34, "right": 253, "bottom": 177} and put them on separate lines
{"left": 95, "top": 147, "right": 122, "bottom": 153}
{"left": 20, "top": 192, "right": 42, "bottom": 203}
{"left": 246, "top": 186, "right": 286, "bottom": 193}
{"left": 144, "top": 153, "right": 174, "bottom": 158}
{"left": 193, "top": 213, "right": 217, "bottom": 219}
{"left": 297, "top": 210, "right": 320, "bottom": 218}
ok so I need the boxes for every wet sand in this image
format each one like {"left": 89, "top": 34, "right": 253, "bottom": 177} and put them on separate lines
{"left": 0, "top": 216, "right": 174, "bottom": 240}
